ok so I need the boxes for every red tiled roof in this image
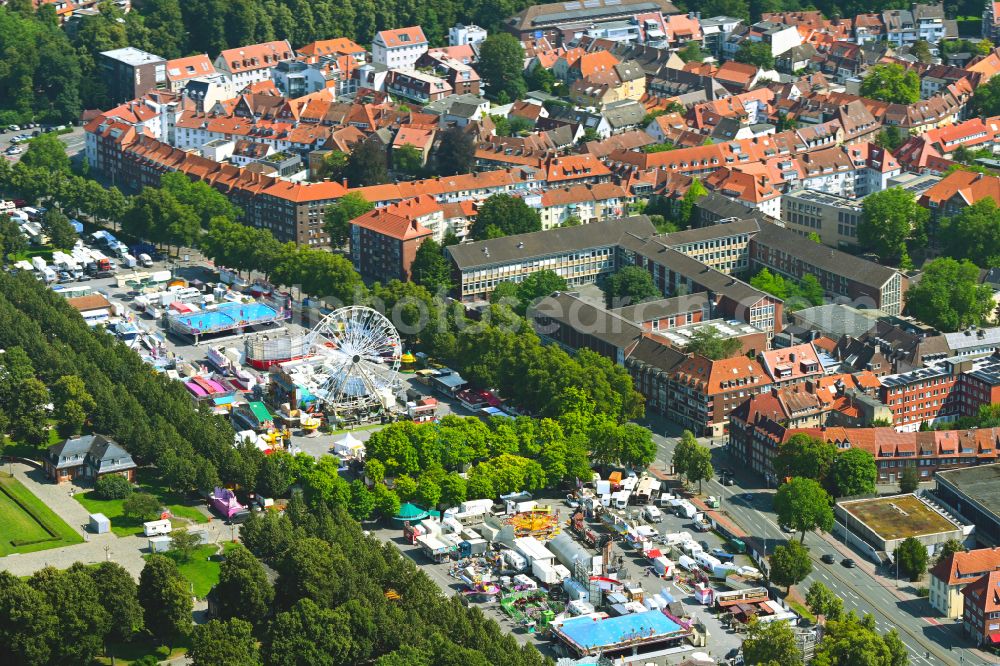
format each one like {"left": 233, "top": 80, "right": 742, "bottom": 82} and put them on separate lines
{"left": 376, "top": 26, "right": 428, "bottom": 48}
{"left": 931, "top": 547, "right": 1000, "bottom": 586}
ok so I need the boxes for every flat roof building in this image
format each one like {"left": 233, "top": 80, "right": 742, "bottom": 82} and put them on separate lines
{"left": 100, "top": 47, "right": 166, "bottom": 105}
{"left": 836, "top": 494, "right": 968, "bottom": 556}
{"left": 781, "top": 188, "right": 864, "bottom": 250}
{"left": 935, "top": 463, "right": 1000, "bottom": 546}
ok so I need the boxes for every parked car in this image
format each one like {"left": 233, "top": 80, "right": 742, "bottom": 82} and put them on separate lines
{"left": 8, "top": 125, "right": 19, "bottom": 132}
{"left": 842, "top": 558, "right": 856, "bottom": 568}
{"left": 821, "top": 553, "right": 836, "bottom": 564}
{"left": 564, "top": 494, "right": 579, "bottom": 509}
{"left": 742, "top": 493, "right": 753, "bottom": 502}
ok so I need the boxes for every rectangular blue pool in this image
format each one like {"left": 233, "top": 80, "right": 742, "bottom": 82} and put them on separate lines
{"left": 556, "top": 610, "right": 683, "bottom": 652}
{"left": 172, "top": 302, "right": 279, "bottom": 334}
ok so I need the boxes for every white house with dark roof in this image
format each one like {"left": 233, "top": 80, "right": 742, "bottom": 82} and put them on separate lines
{"left": 45, "top": 434, "right": 137, "bottom": 484}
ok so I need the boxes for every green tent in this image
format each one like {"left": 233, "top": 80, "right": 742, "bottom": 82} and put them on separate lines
{"left": 394, "top": 503, "right": 430, "bottom": 522}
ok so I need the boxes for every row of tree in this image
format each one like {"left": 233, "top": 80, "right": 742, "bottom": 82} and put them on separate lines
{"left": 749, "top": 267, "right": 825, "bottom": 312}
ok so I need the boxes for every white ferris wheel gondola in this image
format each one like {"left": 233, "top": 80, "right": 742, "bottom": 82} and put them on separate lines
{"left": 304, "top": 306, "right": 402, "bottom": 413}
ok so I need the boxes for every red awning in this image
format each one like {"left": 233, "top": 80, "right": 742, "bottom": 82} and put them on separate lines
{"left": 989, "top": 632, "right": 1000, "bottom": 645}
{"left": 646, "top": 549, "right": 662, "bottom": 559}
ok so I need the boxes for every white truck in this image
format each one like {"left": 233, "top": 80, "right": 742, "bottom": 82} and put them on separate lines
{"left": 139, "top": 253, "right": 154, "bottom": 268}
{"left": 643, "top": 505, "right": 663, "bottom": 523}
{"left": 674, "top": 499, "right": 698, "bottom": 519}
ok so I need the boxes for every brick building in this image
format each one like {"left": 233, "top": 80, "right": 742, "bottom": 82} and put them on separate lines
{"left": 930, "top": 547, "right": 1000, "bottom": 619}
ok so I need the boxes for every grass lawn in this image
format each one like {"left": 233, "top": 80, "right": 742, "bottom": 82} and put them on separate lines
{"left": 9, "top": 247, "right": 55, "bottom": 262}
{"left": 147, "top": 542, "right": 239, "bottom": 598}
{"left": 74, "top": 470, "right": 208, "bottom": 537}
{"left": 2, "top": 428, "right": 61, "bottom": 461}
{"left": 0, "top": 474, "right": 83, "bottom": 556}
{"left": 787, "top": 599, "right": 816, "bottom": 624}
{"left": 98, "top": 637, "right": 190, "bottom": 665}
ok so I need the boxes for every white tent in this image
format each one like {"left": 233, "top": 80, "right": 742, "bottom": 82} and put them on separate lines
{"left": 332, "top": 432, "right": 366, "bottom": 459}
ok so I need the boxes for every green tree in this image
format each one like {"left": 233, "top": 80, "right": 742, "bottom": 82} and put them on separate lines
{"left": 905, "top": 258, "right": 993, "bottom": 332}
{"left": 603, "top": 266, "right": 660, "bottom": 307}
{"left": 678, "top": 41, "right": 706, "bottom": 63}
{"left": 672, "top": 430, "right": 697, "bottom": 480}
{"left": 411, "top": 239, "right": 453, "bottom": 293}
{"left": 477, "top": 33, "right": 526, "bottom": 101}
{"left": 859, "top": 187, "right": 928, "bottom": 265}
{"left": 911, "top": 39, "right": 933, "bottom": 63}
{"left": 806, "top": 581, "right": 844, "bottom": 620}
{"left": 79, "top": 561, "right": 144, "bottom": 642}
{"left": 774, "top": 433, "right": 837, "bottom": 482}
{"left": 20, "top": 133, "right": 70, "bottom": 173}
{"left": 190, "top": 618, "right": 261, "bottom": 666}
{"left": 95, "top": 473, "right": 133, "bottom": 500}
{"left": 469, "top": 194, "right": 541, "bottom": 240}
{"left": 827, "top": 447, "right": 878, "bottom": 498}
{"left": 323, "top": 192, "right": 373, "bottom": 249}
{"left": 742, "top": 615, "right": 802, "bottom": 666}
{"left": 684, "top": 441, "right": 714, "bottom": 493}
{"left": 734, "top": 41, "right": 775, "bottom": 69}
{"left": 50, "top": 374, "right": 95, "bottom": 436}
{"left": 29, "top": 566, "right": 110, "bottom": 665}
{"left": 875, "top": 126, "right": 906, "bottom": 152}
{"left": 971, "top": 74, "right": 1000, "bottom": 117}
{"left": 492, "top": 269, "right": 567, "bottom": 315}
{"left": 122, "top": 492, "right": 162, "bottom": 522}
{"left": 434, "top": 125, "right": 476, "bottom": 177}
{"left": 169, "top": 528, "right": 202, "bottom": 563}
{"left": 439, "top": 472, "right": 467, "bottom": 509}
{"left": 393, "top": 144, "right": 424, "bottom": 178}
{"left": 769, "top": 541, "right": 813, "bottom": 593}
{"left": 0, "top": 216, "right": 28, "bottom": 260}
{"left": 774, "top": 477, "right": 834, "bottom": 543}
{"left": 348, "top": 479, "right": 376, "bottom": 521}
{"left": 41, "top": 208, "right": 77, "bottom": 250}
{"left": 895, "top": 536, "right": 929, "bottom": 581}
{"left": 372, "top": 483, "right": 401, "bottom": 518}
{"left": 899, "top": 466, "right": 920, "bottom": 494}
{"left": 525, "top": 64, "right": 556, "bottom": 93}
{"left": 860, "top": 64, "right": 921, "bottom": 104}
{"left": 0, "top": 571, "right": 57, "bottom": 665}
{"left": 213, "top": 544, "right": 274, "bottom": 626}
{"left": 941, "top": 198, "right": 1000, "bottom": 267}
{"left": 815, "top": 612, "right": 910, "bottom": 666}
{"left": 346, "top": 139, "right": 388, "bottom": 187}
{"left": 315, "top": 149, "right": 349, "bottom": 182}
{"left": 935, "top": 538, "right": 964, "bottom": 566}
{"left": 139, "top": 555, "right": 193, "bottom": 647}
{"left": 258, "top": 449, "right": 296, "bottom": 498}
{"left": 674, "top": 178, "right": 708, "bottom": 228}
{"left": 684, "top": 325, "right": 742, "bottom": 360}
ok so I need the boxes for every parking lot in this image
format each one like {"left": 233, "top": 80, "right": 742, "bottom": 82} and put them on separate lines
{"left": 1, "top": 124, "right": 86, "bottom": 162}
{"left": 367, "top": 486, "right": 756, "bottom": 664}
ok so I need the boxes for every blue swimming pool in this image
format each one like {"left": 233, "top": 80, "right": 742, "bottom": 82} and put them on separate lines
{"left": 556, "top": 611, "right": 683, "bottom": 651}
{"left": 173, "top": 302, "right": 279, "bottom": 334}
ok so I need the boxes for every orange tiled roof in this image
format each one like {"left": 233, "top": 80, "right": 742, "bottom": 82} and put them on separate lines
{"left": 931, "top": 547, "right": 1000, "bottom": 586}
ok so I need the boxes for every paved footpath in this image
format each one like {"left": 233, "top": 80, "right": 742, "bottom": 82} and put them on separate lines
{"left": 0, "top": 463, "right": 230, "bottom": 579}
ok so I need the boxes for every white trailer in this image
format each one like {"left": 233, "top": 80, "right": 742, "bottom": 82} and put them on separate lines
{"left": 143, "top": 519, "right": 172, "bottom": 536}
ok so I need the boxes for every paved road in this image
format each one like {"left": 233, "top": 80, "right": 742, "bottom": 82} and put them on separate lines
{"left": 646, "top": 431, "right": 998, "bottom": 665}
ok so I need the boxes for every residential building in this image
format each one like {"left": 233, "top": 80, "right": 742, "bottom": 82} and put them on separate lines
{"left": 449, "top": 24, "right": 488, "bottom": 47}
{"left": 446, "top": 216, "right": 656, "bottom": 302}
{"left": 533, "top": 183, "right": 628, "bottom": 229}
{"left": 214, "top": 41, "right": 293, "bottom": 89}
{"left": 780, "top": 188, "right": 864, "bottom": 248}
{"left": 913, "top": 3, "right": 948, "bottom": 43}
{"left": 930, "top": 547, "right": 1000, "bottom": 619}
{"left": 657, "top": 218, "right": 758, "bottom": 275}
{"left": 45, "top": 434, "right": 137, "bottom": 484}
{"left": 99, "top": 47, "right": 167, "bottom": 104}
{"left": 349, "top": 194, "right": 441, "bottom": 283}
{"left": 164, "top": 54, "right": 215, "bottom": 93}
{"left": 985, "top": 1, "right": 1000, "bottom": 41}
{"left": 936, "top": 463, "right": 1000, "bottom": 546}
{"left": 883, "top": 9, "right": 917, "bottom": 46}
{"left": 386, "top": 69, "right": 453, "bottom": 103}
{"left": 834, "top": 319, "right": 949, "bottom": 376}
{"left": 759, "top": 343, "right": 825, "bottom": 387}
{"left": 669, "top": 354, "right": 772, "bottom": 437}
{"left": 745, "top": 20, "right": 803, "bottom": 57}
{"left": 920, "top": 171, "right": 1000, "bottom": 218}
{"left": 372, "top": 27, "right": 429, "bottom": 71}
{"left": 701, "top": 16, "right": 744, "bottom": 56}
{"left": 749, "top": 222, "right": 906, "bottom": 315}
{"left": 961, "top": 570, "right": 1000, "bottom": 647}
{"left": 505, "top": 0, "right": 680, "bottom": 44}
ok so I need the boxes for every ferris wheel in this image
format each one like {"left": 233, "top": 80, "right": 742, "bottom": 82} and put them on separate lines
{"left": 305, "top": 306, "right": 402, "bottom": 413}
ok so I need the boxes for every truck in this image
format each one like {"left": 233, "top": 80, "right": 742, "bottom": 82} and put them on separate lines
{"left": 121, "top": 254, "right": 137, "bottom": 269}
{"left": 143, "top": 519, "right": 172, "bottom": 537}
{"left": 710, "top": 515, "right": 748, "bottom": 553}
{"left": 94, "top": 257, "right": 114, "bottom": 277}
{"left": 608, "top": 471, "right": 622, "bottom": 491}
{"left": 532, "top": 559, "right": 563, "bottom": 586}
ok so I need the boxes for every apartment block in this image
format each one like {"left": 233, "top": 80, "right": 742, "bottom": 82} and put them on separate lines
{"left": 780, "top": 188, "right": 864, "bottom": 249}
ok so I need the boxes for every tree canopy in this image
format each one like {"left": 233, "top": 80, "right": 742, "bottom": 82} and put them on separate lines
{"left": 895, "top": 536, "right": 929, "bottom": 582}
{"left": 477, "top": 33, "right": 527, "bottom": 102}
{"left": 940, "top": 198, "right": 1000, "bottom": 268}
{"left": 603, "top": 266, "right": 661, "bottom": 307}
{"left": 734, "top": 41, "right": 774, "bottom": 69}
{"left": 323, "top": 192, "right": 373, "bottom": 249}
{"left": 905, "top": 258, "right": 993, "bottom": 332}
{"left": 684, "top": 325, "right": 743, "bottom": 360}
{"left": 826, "top": 447, "right": 878, "bottom": 498}
{"left": 769, "top": 541, "right": 813, "bottom": 593}
{"left": 859, "top": 187, "right": 928, "bottom": 266}
{"left": 410, "top": 239, "right": 453, "bottom": 294}
{"left": 860, "top": 64, "right": 920, "bottom": 104}
{"left": 774, "top": 477, "right": 834, "bottom": 542}
{"left": 469, "top": 194, "right": 541, "bottom": 240}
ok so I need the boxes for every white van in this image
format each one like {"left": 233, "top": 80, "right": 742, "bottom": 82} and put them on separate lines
{"left": 139, "top": 253, "right": 154, "bottom": 268}
{"left": 143, "top": 519, "right": 172, "bottom": 537}
{"left": 643, "top": 505, "right": 663, "bottom": 523}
